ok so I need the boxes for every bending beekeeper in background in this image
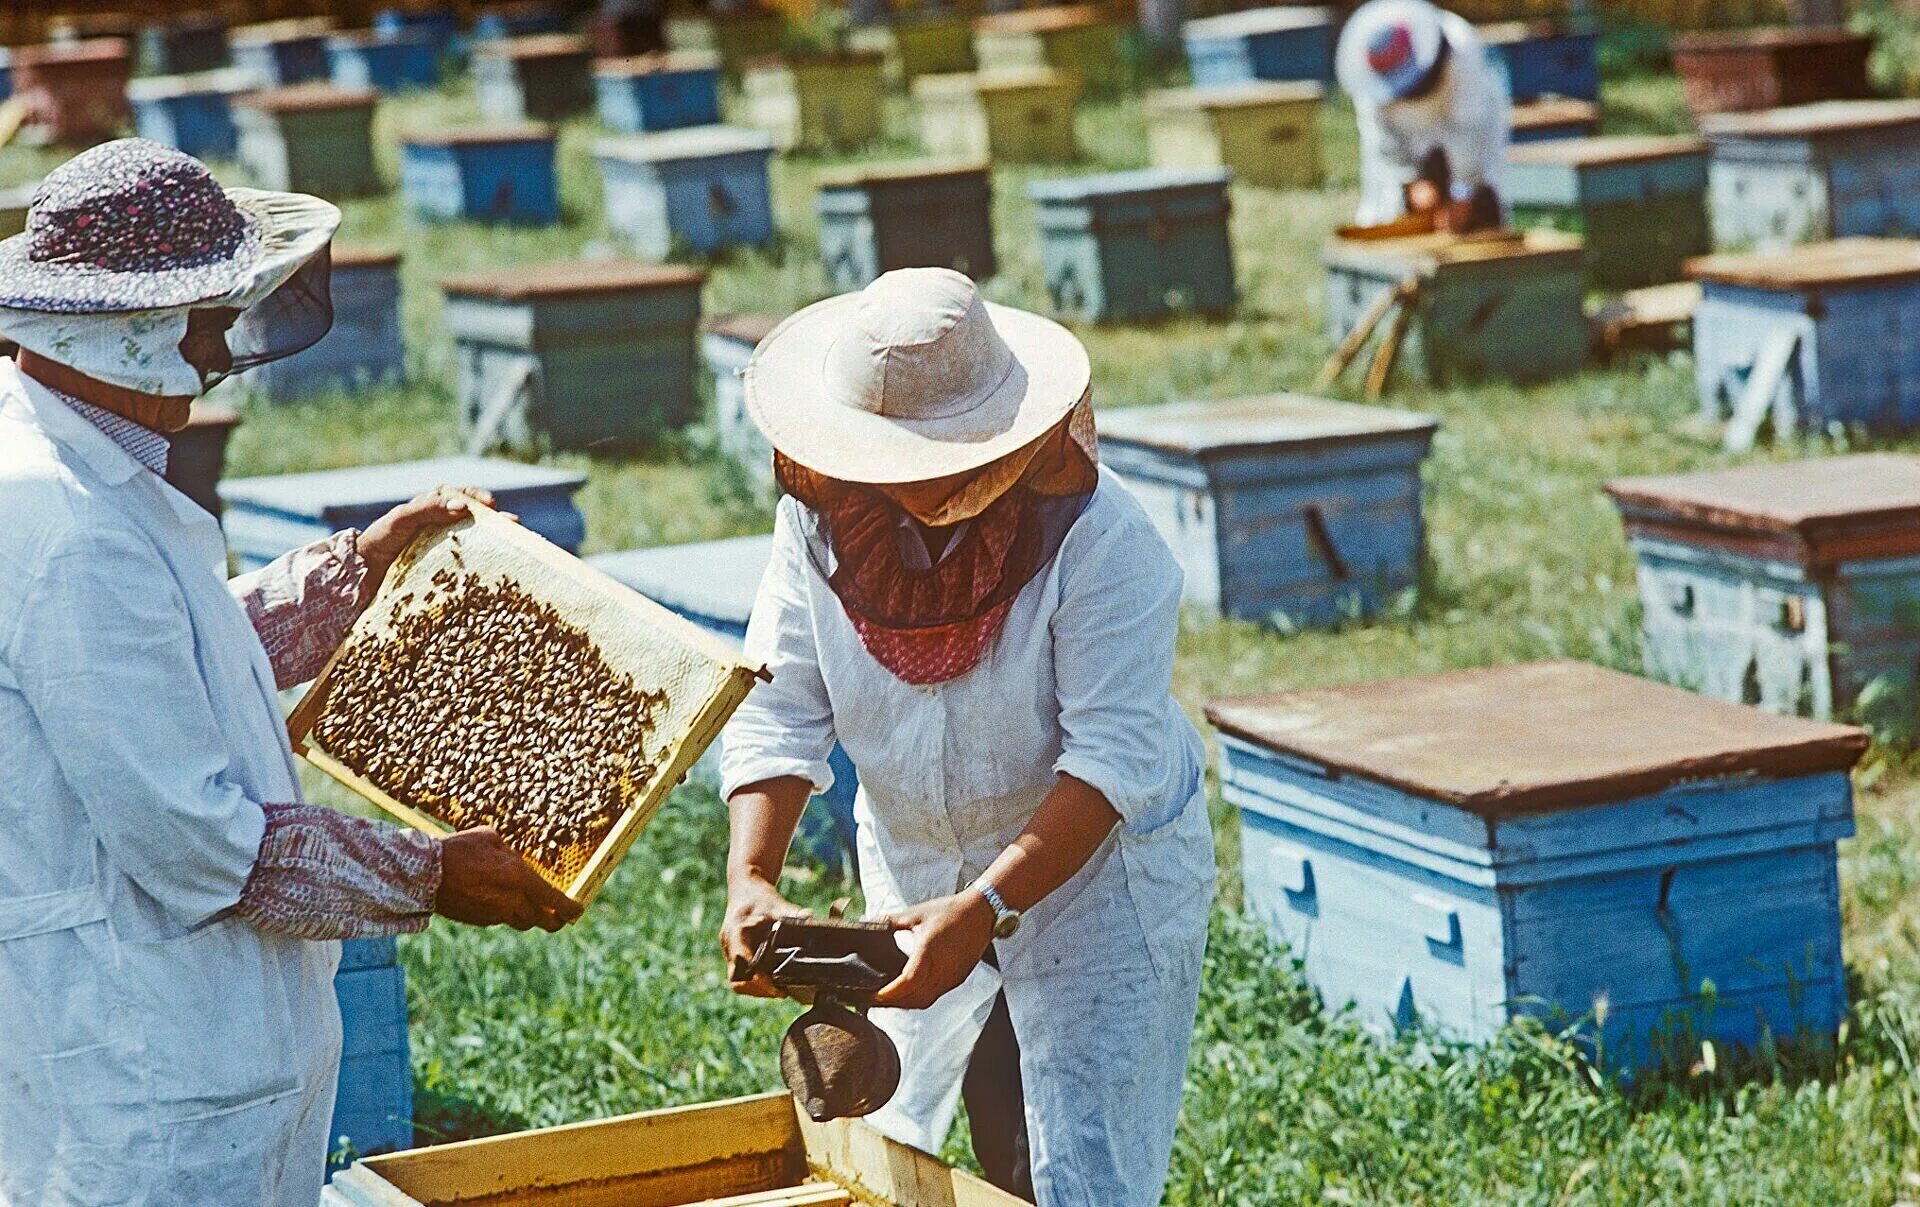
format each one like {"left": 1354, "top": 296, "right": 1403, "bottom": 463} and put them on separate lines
{"left": 0, "top": 139, "right": 580, "bottom": 1206}
{"left": 719, "top": 267, "right": 1216, "bottom": 1206}
{"left": 1338, "top": 0, "right": 1512, "bottom": 233}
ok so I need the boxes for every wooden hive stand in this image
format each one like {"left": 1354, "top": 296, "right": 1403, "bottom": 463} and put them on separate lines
{"left": 400, "top": 123, "right": 561, "bottom": 226}
{"left": 1180, "top": 6, "right": 1337, "bottom": 88}
{"left": 912, "top": 68, "right": 1083, "bottom": 164}
{"left": 816, "top": 159, "right": 996, "bottom": 291}
{"left": 593, "top": 51, "right": 723, "bottom": 133}
{"left": 1207, "top": 661, "right": 1867, "bottom": 1074}
{"left": 1702, "top": 100, "right": 1920, "bottom": 253}
{"left": 1505, "top": 135, "right": 1711, "bottom": 290}
{"left": 472, "top": 32, "right": 595, "bottom": 123}
{"left": 1144, "top": 81, "right": 1324, "bottom": 189}
{"left": 740, "top": 51, "right": 887, "bottom": 154}
{"left": 1673, "top": 26, "right": 1874, "bottom": 118}
{"left": 593, "top": 125, "right": 778, "bottom": 259}
{"left": 234, "top": 83, "right": 383, "bottom": 197}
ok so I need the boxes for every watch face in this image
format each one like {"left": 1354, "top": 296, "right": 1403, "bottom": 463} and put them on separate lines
{"left": 993, "top": 912, "right": 1020, "bottom": 939}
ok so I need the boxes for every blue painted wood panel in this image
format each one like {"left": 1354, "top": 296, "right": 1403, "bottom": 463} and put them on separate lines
{"left": 331, "top": 938, "right": 412, "bottom": 1160}
{"left": 818, "top": 168, "right": 996, "bottom": 291}
{"left": 1182, "top": 8, "right": 1335, "bottom": 87}
{"left": 595, "top": 60, "right": 722, "bottom": 132}
{"left": 1485, "top": 29, "right": 1599, "bottom": 103}
{"left": 374, "top": 7, "right": 460, "bottom": 58}
{"left": 401, "top": 136, "right": 559, "bottom": 226}
{"left": 595, "top": 129, "right": 776, "bottom": 259}
{"left": 244, "top": 255, "right": 405, "bottom": 403}
{"left": 1709, "top": 125, "right": 1920, "bottom": 251}
{"left": 475, "top": 6, "right": 568, "bottom": 39}
{"left": 328, "top": 34, "right": 442, "bottom": 93}
{"left": 703, "top": 322, "right": 776, "bottom": 489}
{"left": 1029, "top": 168, "right": 1236, "bottom": 323}
{"left": 129, "top": 78, "right": 240, "bottom": 161}
{"left": 232, "top": 32, "right": 330, "bottom": 86}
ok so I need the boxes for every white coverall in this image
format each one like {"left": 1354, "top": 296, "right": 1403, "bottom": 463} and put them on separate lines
{"left": 722, "top": 470, "right": 1217, "bottom": 1207}
{"left": 0, "top": 362, "right": 342, "bottom": 1206}
{"left": 1339, "top": 8, "right": 1513, "bottom": 227}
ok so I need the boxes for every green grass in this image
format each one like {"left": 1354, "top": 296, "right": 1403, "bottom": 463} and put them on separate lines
{"left": 20, "top": 53, "right": 1920, "bottom": 1203}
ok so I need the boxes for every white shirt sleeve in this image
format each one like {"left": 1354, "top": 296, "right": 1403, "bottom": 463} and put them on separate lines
{"left": 719, "top": 500, "right": 839, "bottom": 801}
{"left": 8, "top": 524, "right": 267, "bottom": 929}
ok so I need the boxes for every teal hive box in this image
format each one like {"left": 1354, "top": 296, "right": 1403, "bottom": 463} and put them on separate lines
{"left": 219, "top": 456, "right": 588, "bottom": 572}
{"left": 1100, "top": 394, "right": 1436, "bottom": 627}
{"left": 328, "top": 30, "right": 442, "bottom": 92}
{"left": 594, "top": 126, "right": 777, "bottom": 259}
{"left": 231, "top": 18, "right": 333, "bottom": 85}
{"left": 127, "top": 68, "right": 251, "bottom": 161}
{"left": 594, "top": 51, "right": 723, "bottom": 132}
{"left": 1506, "top": 135, "right": 1711, "bottom": 290}
{"left": 235, "top": 83, "right": 382, "bottom": 197}
{"left": 1609, "top": 454, "right": 1920, "bottom": 727}
{"left": 1510, "top": 98, "right": 1601, "bottom": 144}
{"left": 242, "top": 246, "right": 405, "bottom": 402}
{"left": 441, "top": 260, "right": 708, "bottom": 451}
{"left": 1322, "top": 228, "right": 1587, "bottom": 386}
{"left": 588, "top": 535, "right": 859, "bottom": 871}
{"left": 703, "top": 313, "right": 780, "bottom": 488}
{"left": 331, "top": 937, "right": 413, "bottom": 1161}
{"left": 817, "top": 160, "right": 996, "bottom": 291}
{"left": 473, "top": 32, "right": 594, "bottom": 123}
{"left": 1027, "top": 167, "right": 1236, "bottom": 323}
{"left": 1480, "top": 20, "right": 1599, "bottom": 103}
{"left": 1688, "top": 239, "right": 1920, "bottom": 436}
{"left": 401, "top": 123, "right": 560, "bottom": 225}
{"left": 1704, "top": 101, "right": 1920, "bottom": 253}
{"left": 1182, "top": 6, "right": 1336, "bottom": 87}
{"left": 1208, "top": 661, "right": 1867, "bottom": 1074}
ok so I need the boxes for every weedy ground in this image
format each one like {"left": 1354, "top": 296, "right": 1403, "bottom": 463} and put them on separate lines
{"left": 16, "top": 13, "right": 1920, "bottom": 1201}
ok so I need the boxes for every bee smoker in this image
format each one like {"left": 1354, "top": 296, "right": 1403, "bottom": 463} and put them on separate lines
{"left": 731, "top": 915, "right": 909, "bottom": 1123}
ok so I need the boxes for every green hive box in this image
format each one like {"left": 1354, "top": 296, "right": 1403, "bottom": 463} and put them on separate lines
{"left": 1027, "top": 167, "right": 1237, "bottom": 323}
{"left": 234, "top": 82, "right": 381, "bottom": 197}
{"left": 1505, "top": 135, "right": 1711, "bottom": 290}
{"left": 441, "top": 260, "right": 708, "bottom": 452}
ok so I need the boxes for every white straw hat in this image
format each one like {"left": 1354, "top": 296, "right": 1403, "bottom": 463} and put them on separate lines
{"left": 744, "top": 268, "right": 1091, "bottom": 485}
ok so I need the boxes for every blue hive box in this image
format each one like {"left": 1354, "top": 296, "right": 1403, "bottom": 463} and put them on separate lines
{"left": 1182, "top": 6, "right": 1335, "bottom": 87}
{"left": 1688, "top": 239, "right": 1920, "bottom": 436}
{"left": 127, "top": 69, "right": 250, "bottom": 161}
{"left": 331, "top": 936, "right": 413, "bottom": 1161}
{"left": 1505, "top": 135, "right": 1710, "bottom": 290}
{"left": 373, "top": 5, "right": 461, "bottom": 59}
{"left": 231, "top": 19, "right": 333, "bottom": 86}
{"left": 703, "top": 313, "right": 780, "bottom": 489}
{"left": 1028, "top": 167, "right": 1237, "bottom": 323}
{"left": 1207, "top": 660, "right": 1867, "bottom": 1074}
{"left": 1703, "top": 101, "right": 1920, "bottom": 253}
{"left": 219, "top": 456, "right": 588, "bottom": 571}
{"left": 594, "top": 52, "right": 723, "bottom": 132}
{"left": 817, "top": 160, "right": 996, "bottom": 291}
{"left": 329, "top": 31, "right": 442, "bottom": 93}
{"left": 589, "top": 536, "right": 858, "bottom": 871}
{"left": 1510, "top": 98, "right": 1601, "bottom": 144}
{"left": 0, "top": 48, "right": 13, "bottom": 102}
{"left": 1481, "top": 21, "right": 1599, "bottom": 104}
{"left": 1609, "top": 454, "right": 1920, "bottom": 729}
{"left": 594, "top": 126, "right": 777, "bottom": 260}
{"left": 441, "top": 260, "right": 708, "bottom": 451}
{"left": 473, "top": 33, "right": 593, "bottom": 123}
{"left": 139, "top": 12, "right": 230, "bottom": 76}
{"left": 401, "top": 124, "right": 560, "bottom": 225}
{"left": 243, "top": 246, "right": 405, "bottom": 402}
{"left": 475, "top": 2, "right": 569, "bottom": 40}
{"left": 1100, "top": 394, "right": 1437, "bottom": 627}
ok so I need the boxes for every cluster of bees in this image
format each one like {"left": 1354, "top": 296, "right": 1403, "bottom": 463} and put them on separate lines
{"left": 313, "top": 568, "right": 667, "bottom": 875}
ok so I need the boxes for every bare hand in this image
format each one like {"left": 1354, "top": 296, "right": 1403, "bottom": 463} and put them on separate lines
{"left": 434, "top": 827, "right": 583, "bottom": 932}
{"left": 870, "top": 891, "right": 994, "bottom": 1011}
{"left": 1406, "top": 179, "right": 1443, "bottom": 216}
{"left": 721, "top": 875, "right": 811, "bottom": 998}
{"left": 357, "top": 487, "right": 508, "bottom": 606}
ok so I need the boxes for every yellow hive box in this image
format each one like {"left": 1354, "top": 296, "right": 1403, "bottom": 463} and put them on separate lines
{"left": 322, "top": 1091, "right": 1029, "bottom": 1207}
{"left": 1145, "top": 81, "right": 1324, "bottom": 189}
{"left": 848, "top": 13, "right": 976, "bottom": 86}
{"left": 288, "top": 505, "right": 764, "bottom": 907}
{"left": 740, "top": 51, "right": 887, "bottom": 152}
{"left": 913, "top": 68, "right": 1081, "bottom": 164}
{"left": 973, "top": 4, "right": 1125, "bottom": 92}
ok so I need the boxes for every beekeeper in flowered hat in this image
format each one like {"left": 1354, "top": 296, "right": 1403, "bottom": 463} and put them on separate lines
{"left": 0, "top": 139, "right": 580, "bottom": 1206}
{"left": 719, "top": 267, "right": 1216, "bottom": 1206}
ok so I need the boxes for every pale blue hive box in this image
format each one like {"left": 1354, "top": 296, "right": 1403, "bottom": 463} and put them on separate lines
{"left": 1182, "top": 7, "right": 1335, "bottom": 87}
{"left": 1703, "top": 101, "right": 1920, "bottom": 253}
{"left": 441, "top": 260, "right": 708, "bottom": 451}
{"left": 589, "top": 535, "right": 859, "bottom": 869}
{"left": 594, "top": 52, "right": 724, "bottom": 133}
{"left": 231, "top": 19, "right": 333, "bottom": 86}
{"left": 594, "top": 126, "right": 776, "bottom": 259}
{"left": 703, "top": 313, "right": 780, "bottom": 489}
{"left": 139, "top": 13, "right": 230, "bottom": 76}
{"left": 473, "top": 33, "right": 594, "bottom": 123}
{"left": 1100, "top": 394, "right": 1436, "bottom": 628}
{"left": 401, "top": 124, "right": 560, "bottom": 225}
{"left": 243, "top": 246, "right": 405, "bottom": 402}
{"left": 219, "top": 456, "right": 587, "bottom": 571}
{"left": 328, "top": 31, "right": 442, "bottom": 92}
{"left": 0, "top": 49, "right": 11, "bottom": 102}
{"left": 1688, "top": 238, "right": 1920, "bottom": 436}
{"left": 817, "top": 160, "right": 996, "bottom": 291}
{"left": 1480, "top": 21, "right": 1599, "bottom": 103}
{"left": 1207, "top": 660, "right": 1867, "bottom": 1074}
{"left": 1028, "top": 167, "right": 1237, "bottom": 323}
{"left": 127, "top": 69, "right": 251, "bottom": 161}
{"left": 1608, "top": 453, "right": 1920, "bottom": 730}
{"left": 331, "top": 936, "right": 413, "bottom": 1161}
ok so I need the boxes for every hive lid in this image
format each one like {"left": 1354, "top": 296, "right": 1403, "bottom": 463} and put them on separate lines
{"left": 817, "top": 157, "right": 989, "bottom": 188}
{"left": 1673, "top": 25, "right": 1871, "bottom": 53}
{"left": 703, "top": 312, "right": 784, "bottom": 345}
{"left": 126, "top": 66, "right": 259, "bottom": 99}
{"left": 1206, "top": 661, "right": 1868, "bottom": 818}
{"left": 402, "top": 121, "right": 555, "bottom": 146}
{"left": 477, "top": 31, "right": 589, "bottom": 58}
{"left": 1146, "top": 80, "right": 1325, "bottom": 111}
{"left": 593, "top": 50, "right": 721, "bottom": 76}
{"left": 441, "top": 258, "right": 707, "bottom": 301}
{"left": 589, "top": 533, "right": 773, "bottom": 629}
{"left": 970, "top": 66, "right": 1076, "bottom": 93}
{"left": 1322, "top": 227, "right": 1584, "bottom": 274}
{"left": 232, "top": 17, "right": 335, "bottom": 45}
{"left": 742, "top": 49, "right": 884, "bottom": 71}
{"left": 1687, "top": 237, "right": 1920, "bottom": 290}
{"left": 1182, "top": 6, "right": 1334, "bottom": 37}
{"left": 237, "top": 82, "right": 379, "bottom": 111}
{"left": 13, "top": 38, "right": 131, "bottom": 66}
{"left": 1605, "top": 452, "right": 1920, "bottom": 565}
{"left": 1477, "top": 19, "right": 1573, "bottom": 45}
{"left": 976, "top": 4, "right": 1114, "bottom": 34}
{"left": 1507, "top": 134, "right": 1708, "bottom": 168}
{"left": 593, "top": 124, "right": 777, "bottom": 163}
{"left": 220, "top": 456, "right": 587, "bottom": 520}
{"left": 1703, "top": 99, "right": 1920, "bottom": 139}
{"left": 329, "top": 29, "right": 434, "bottom": 49}
{"left": 1510, "top": 97, "right": 1599, "bottom": 133}
{"left": 1027, "top": 165, "right": 1232, "bottom": 201}
{"left": 1097, "top": 393, "right": 1435, "bottom": 456}
{"left": 331, "top": 244, "right": 403, "bottom": 269}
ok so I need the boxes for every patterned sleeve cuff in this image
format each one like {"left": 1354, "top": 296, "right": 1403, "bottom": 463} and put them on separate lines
{"left": 237, "top": 529, "right": 370, "bottom": 689}
{"left": 234, "top": 802, "right": 441, "bottom": 941}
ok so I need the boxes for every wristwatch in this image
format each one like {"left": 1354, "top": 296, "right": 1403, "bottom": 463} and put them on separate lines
{"left": 973, "top": 879, "right": 1022, "bottom": 940}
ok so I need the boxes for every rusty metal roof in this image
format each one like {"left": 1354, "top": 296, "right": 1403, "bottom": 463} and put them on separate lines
{"left": 440, "top": 258, "right": 706, "bottom": 301}
{"left": 1206, "top": 661, "right": 1867, "bottom": 817}
{"left": 1097, "top": 393, "right": 1435, "bottom": 456}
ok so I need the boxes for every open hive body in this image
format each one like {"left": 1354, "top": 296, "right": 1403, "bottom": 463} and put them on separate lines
{"left": 323, "top": 1091, "right": 1029, "bottom": 1207}
{"left": 1703, "top": 101, "right": 1920, "bottom": 253}
{"left": 289, "top": 506, "right": 762, "bottom": 905}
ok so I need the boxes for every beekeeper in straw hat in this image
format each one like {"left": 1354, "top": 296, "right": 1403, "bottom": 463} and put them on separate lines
{"left": 0, "top": 139, "right": 580, "bottom": 1205}
{"left": 719, "top": 267, "right": 1215, "bottom": 1206}
{"left": 1338, "top": 0, "right": 1512, "bottom": 233}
